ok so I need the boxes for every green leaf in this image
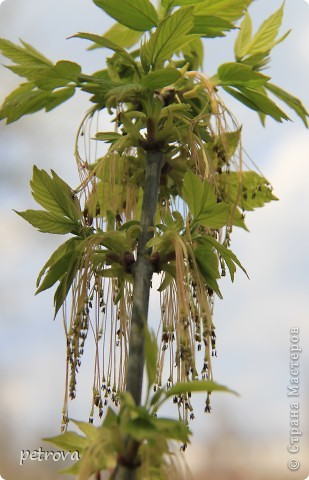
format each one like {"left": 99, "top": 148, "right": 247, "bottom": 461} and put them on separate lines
{"left": 181, "top": 36, "right": 204, "bottom": 68}
{"left": 92, "top": 0, "right": 158, "bottom": 32}
{"left": 43, "top": 432, "right": 88, "bottom": 453}
{"left": 72, "top": 420, "right": 99, "bottom": 441}
{"left": 0, "top": 83, "right": 76, "bottom": 124}
{"left": 54, "top": 249, "right": 82, "bottom": 316}
{"left": 0, "top": 37, "right": 52, "bottom": 70}
{"left": 193, "top": 0, "right": 253, "bottom": 23}
{"left": 33, "top": 61, "right": 81, "bottom": 90}
{"left": 165, "top": 380, "right": 239, "bottom": 397}
{"left": 265, "top": 83, "right": 309, "bottom": 127}
{"left": 223, "top": 85, "right": 290, "bottom": 122}
{"left": 95, "top": 132, "right": 123, "bottom": 143}
{"left": 234, "top": 12, "right": 252, "bottom": 59}
{"left": 219, "top": 170, "right": 278, "bottom": 212}
{"left": 36, "top": 247, "right": 83, "bottom": 294}
{"left": 140, "top": 68, "right": 181, "bottom": 89}
{"left": 182, "top": 170, "right": 230, "bottom": 228}
{"left": 59, "top": 460, "right": 82, "bottom": 476}
{"left": 44, "top": 86, "right": 76, "bottom": 111}
{"left": 15, "top": 210, "right": 78, "bottom": 234}
{"left": 36, "top": 238, "right": 81, "bottom": 288}
{"left": 194, "top": 244, "right": 222, "bottom": 298}
{"left": 154, "top": 417, "right": 190, "bottom": 442}
{"left": 191, "top": 16, "right": 236, "bottom": 38}
{"left": 0, "top": 85, "right": 49, "bottom": 123}
{"left": 142, "top": 7, "right": 195, "bottom": 69}
{"left": 200, "top": 235, "right": 248, "bottom": 281}
{"left": 198, "top": 203, "right": 230, "bottom": 229}
{"left": 89, "top": 23, "right": 143, "bottom": 50}
{"left": 182, "top": 170, "right": 205, "bottom": 219}
{"left": 107, "top": 83, "right": 146, "bottom": 104}
{"left": 30, "top": 166, "right": 81, "bottom": 221}
{"left": 217, "top": 62, "right": 270, "bottom": 88}
{"left": 144, "top": 326, "right": 158, "bottom": 390}
{"left": 246, "top": 2, "right": 287, "bottom": 56}
{"left": 124, "top": 417, "right": 157, "bottom": 441}
{"left": 73, "top": 33, "right": 140, "bottom": 76}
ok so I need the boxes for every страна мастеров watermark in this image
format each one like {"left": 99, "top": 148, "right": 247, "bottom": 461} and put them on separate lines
{"left": 287, "top": 327, "right": 303, "bottom": 472}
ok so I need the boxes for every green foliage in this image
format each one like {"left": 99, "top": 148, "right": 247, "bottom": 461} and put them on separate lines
{"left": 141, "top": 7, "right": 196, "bottom": 70}
{"left": 16, "top": 166, "right": 83, "bottom": 235}
{"left": 100, "top": 23, "right": 143, "bottom": 49}
{"left": 216, "top": 62, "right": 270, "bottom": 88}
{"left": 0, "top": 39, "right": 79, "bottom": 123}
{"left": 236, "top": 2, "right": 288, "bottom": 59}
{"left": 73, "top": 33, "right": 141, "bottom": 76}
{"left": 182, "top": 170, "right": 230, "bottom": 229}
{"left": 92, "top": 0, "right": 158, "bottom": 32}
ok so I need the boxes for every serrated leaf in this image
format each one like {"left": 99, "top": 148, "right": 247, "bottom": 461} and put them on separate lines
{"left": 223, "top": 85, "right": 290, "bottom": 122}
{"left": 92, "top": 0, "right": 158, "bottom": 32}
{"left": 0, "top": 85, "right": 50, "bottom": 123}
{"left": 30, "top": 166, "right": 81, "bottom": 221}
{"left": 33, "top": 61, "right": 81, "bottom": 90}
{"left": 193, "top": 0, "right": 253, "bottom": 23}
{"left": 89, "top": 23, "right": 143, "bottom": 51}
{"left": 71, "top": 420, "right": 99, "bottom": 441}
{"left": 194, "top": 244, "right": 223, "bottom": 298}
{"left": 217, "top": 62, "right": 270, "bottom": 88}
{"left": 219, "top": 170, "right": 278, "bottom": 212}
{"left": 43, "top": 432, "right": 88, "bottom": 452}
{"left": 36, "top": 238, "right": 81, "bottom": 288}
{"left": 73, "top": 33, "right": 140, "bottom": 76}
{"left": 142, "top": 7, "right": 194, "bottom": 68}
{"left": 246, "top": 2, "right": 286, "bottom": 56}
{"left": 0, "top": 83, "right": 76, "bottom": 124}
{"left": 234, "top": 11, "right": 252, "bottom": 59}
{"left": 45, "top": 86, "right": 76, "bottom": 111}
{"left": 140, "top": 68, "right": 181, "bottom": 89}
{"left": 200, "top": 235, "right": 248, "bottom": 281}
{"left": 198, "top": 203, "right": 230, "bottom": 229}
{"left": 191, "top": 15, "right": 236, "bottom": 38}
{"left": 265, "top": 83, "right": 309, "bottom": 127}
{"left": 15, "top": 210, "right": 78, "bottom": 234}
{"left": 182, "top": 170, "right": 230, "bottom": 228}
{"left": 95, "top": 132, "right": 123, "bottom": 143}
{"left": 0, "top": 37, "right": 52, "bottom": 69}
{"left": 182, "top": 170, "right": 205, "bottom": 218}
{"left": 36, "top": 250, "right": 82, "bottom": 294}
{"left": 54, "top": 250, "right": 82, "bottom": 316}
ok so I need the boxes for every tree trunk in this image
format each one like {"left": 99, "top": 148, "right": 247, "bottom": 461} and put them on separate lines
{"left": 113, "top": 149, "right": 165, "bottom": 480}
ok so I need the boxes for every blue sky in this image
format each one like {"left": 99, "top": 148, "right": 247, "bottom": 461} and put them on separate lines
{"left": 0, "top": 1, "right": 309, "bottom": 478}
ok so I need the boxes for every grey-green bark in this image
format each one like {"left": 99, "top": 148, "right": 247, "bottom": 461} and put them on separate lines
{"left": 113, "top": 149, "right": 165, "bottom": 480}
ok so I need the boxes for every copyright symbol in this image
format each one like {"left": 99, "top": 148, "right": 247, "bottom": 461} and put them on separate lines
{"left": 288, "top": 458, "right": 300, "bottom": 471}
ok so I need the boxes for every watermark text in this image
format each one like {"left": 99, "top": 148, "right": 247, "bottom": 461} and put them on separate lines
{"left": 20, "top": 447, "right": 80, "bottom": 466}
{"left": 287, "top": 327, "right": 302, "bottom": 471}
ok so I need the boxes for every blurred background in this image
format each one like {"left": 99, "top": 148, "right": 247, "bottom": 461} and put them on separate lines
{"left": 0, "top": 0, "right": 308, "bottom": 479}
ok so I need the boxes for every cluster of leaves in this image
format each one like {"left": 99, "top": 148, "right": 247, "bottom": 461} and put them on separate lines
{"left": 0, "top": 1, "right": 307, "bottom": 125}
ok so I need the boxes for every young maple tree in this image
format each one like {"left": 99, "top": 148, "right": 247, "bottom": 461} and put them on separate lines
{"left": 1, "top": 1, "right": 308, "bottom": 479}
